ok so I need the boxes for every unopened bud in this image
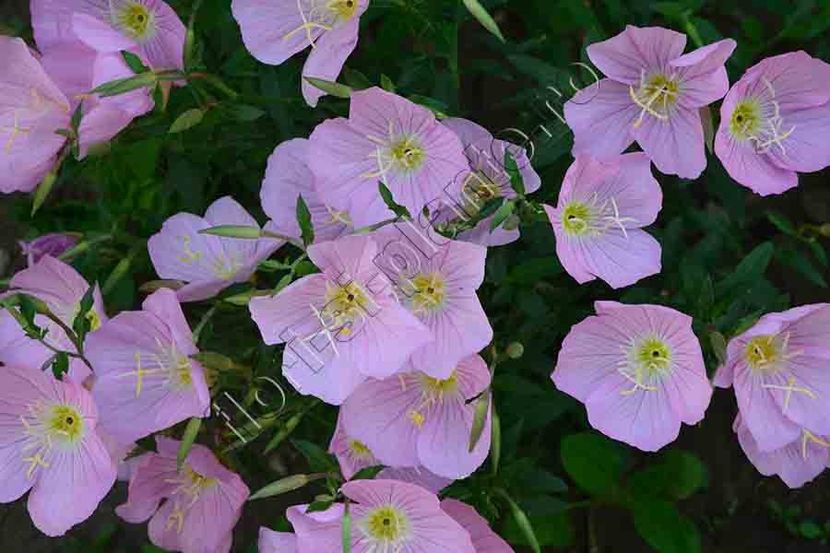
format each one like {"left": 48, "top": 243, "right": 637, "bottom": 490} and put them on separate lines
{"left": 506, "top": 341, "right": 524, "bottom": 359}
{"left": 819, "top": 223, "right": 830, "bottom": 237}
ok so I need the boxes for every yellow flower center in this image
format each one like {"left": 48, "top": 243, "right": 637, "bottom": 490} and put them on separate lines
{"left": 619, "top": 335, "right": 673, "bottom": 395}
{"left": 348, "top": 439, "right": 373, "bottom": 459}
{"left": 322, "top": 282, "right": 371, "bottom": 335}
{"left": 327, "top": 0, "right": 358, "bottom": 19}
{"left": 46, "top": 404, "right": 85, "bottom": 443}
{"left": 115, "top": 1, "right": 154, "bottom": 40}
{"left": 364, "top": 505, "right": 409, "bottom": 543}
{"left": 561, "top": 201, "right": 592, "bottom": 236}
{"left": 408, "top": 273, "right": 446, "bottom": 313}
{"left": 630, "top": 73, "right": 679, "bottom": 126}
{"left": 730, "top": 100, "right": 762, "bottom": 140}
{"left": 20, "top": 402, "right": 86, "bottom": 479}
{"left": 635, "top": 337, "right": 672, "bottom": 374}
{"left": 745, "top": 335, "right": 779, "bottom": 371}
{"left": 389, "top": 137, "right": 425, "bottom": 172}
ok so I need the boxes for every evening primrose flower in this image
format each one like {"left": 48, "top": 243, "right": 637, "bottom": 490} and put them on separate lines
{"left": 308, "top": 87, "right": 470, "bottom": 227}
{"left": 261, "top": 138, "right": 353, "bottom": 244}
{"left": 715, "top": 52, "right": 830, "bottom": 195}
{"left": 250, "top": 234, "right": 431, "bottom": 405}
{"left": 552, "top": 301, "right": 711, "bottom": 451}
{"left": 232, "top": 0, "right": 369, "bottom": 106}
{"left": 31, "top": 0, "right": 186, "bottom": 70}
{"left": 0, "top": 365, "right": 116, "bottom": 536}
{"left": 565, "top": 26, "right": 736, "bottom": 179}
{"left": 259, "top": 528, "right": 297, "bottom": 552}
{"left": 116, "top": 437, "right": 249, "bottom": 553}
{"left": 441, "top": 498, "right": 514, "bottom": 553}
{"left": 734, "top": 415, "right": 830, "bottom": 489}
{"left": 19, "top": 232, "right": 79, "bottom": 266}
{"left": 543, "top": 152, "right": 662, "bottom": 289}
{"left": 148, "top": 196, "right": 284, "bottom": 302}
{"left": 86, "top": 289, "right": 211, "bottom": 445}
{"left": 0, "top": 36, "right": 70, "bottom": 194}
{"left": 340, "top": 354, "right": 492, "bottom": 479}
{"left": 714, "top": 304, "right": 830, "bottom": 452}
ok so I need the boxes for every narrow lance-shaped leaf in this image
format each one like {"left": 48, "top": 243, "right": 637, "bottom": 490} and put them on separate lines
{"left": 199, "top": 225, "right": 263, "bottom": 239}
{"left": 496, "top": 490, "right": 540, "bottom": 553}
{"left": 92, "top": 72, "right": 158, "bottom": 97}
{"left": 504, "top": 150, "right": 525, "bottom": 195}
{"left": 51, "top": 351, "right": 69, "bottom": 380}
{"left": 296, "top": 194, "right": 315, "bottom": 246}
{"left": 177, "top": 417, "right": 202, "bottom": 472}
{"left": 468, "top": 390, "right": 490, "bottom": 452}
{"left": 304, "top": 77, "right": 353, "bottom": 99}
{"left": 462, "top": 0, "right": 506, "bottom": 43}
{"left": 120, "top": 50, "right": 149, "bottom": 73}
{"left": 249, "top": 473, "right": 326, "bottom": 501}
{"left": 489, "top": 200, "right": 514, "bottom": 231}
{"left": 490, "top": 403, "right": 501, "bottom": 474}
{"left": 169, "top": 108, "right": 205, "bottom": 134}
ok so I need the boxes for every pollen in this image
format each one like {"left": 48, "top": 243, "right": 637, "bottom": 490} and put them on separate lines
{"left": 630, "top": 72, "right": 679, "bottom": 127}
{"left": 364, "top": 505, "right": 409, "bottom": 543}
{"left": 327, "top": 0, "right": 358, "bottom": 20}
{"left": 408, "top": 272, "right": 446, "bottom": 313}
{"left": 323, "top": 281, "right": 370, "bottom": 328}
{"left": 561, "top": 201, "right": 592, "bottom": 236}
{"left": 729, "top": 100, "right": 762, "bottom": 140}
{"left": 634, "top": 337, "right": 672, "bottom": 375}
{"left": 46, "top": 404, "right": 85, "bottom": 443}
{"left": 348, "top": 439, "right": 373, "bottom": 459}
{"left": 745, "top": 335, "right": 779, "bottom": 371}
{"left": 389, "top": 136, "right": 425, "bottom": 172}
{"left": 114, "top": 1, "right": 155, "bottom": 40}
{"left": 420, "top": 372, "right": 459, "bottom": 397}
{"left": 618, "top": 335, "right": 672, "bottom": 395}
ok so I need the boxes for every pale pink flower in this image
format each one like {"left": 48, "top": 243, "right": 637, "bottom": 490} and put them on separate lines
{"left": 715, "top": 51, "right": 830, "bottom": 195}
{"left": 0, "top": 365, "right": 116, "bottom": 536}
{"left": 86, "top": 289, "right": 211, "bottom": 445}
{"left": 249, "top": 234, "right": 431, "bottom": 405}
{"left": 308, "top": 87, "right": 469, "bottom": 227}
{"left": 441, "top": 498, "right": 514, "bottom": 553}
{"left": 340, "top": 354, "right": 492, "bottom": 479}
{"left": 259, "top": 528, "right": 297, "bottom": 552}
{"left": 19, "top": 232, "right": 79, "bottom": 266}
{"left": 117, "top": 437, "right": 249, "bottom": 553}
{"left": 552, "top": 301, "right": 711, "bottom": 451}
{"left": 565, "top": 26, "right": 736, "bottom": 179}
{"left": 543, "top": 152, "right": 662, "bottom": 289}
{"left": 231, "top": 0, "right": 369, "bottom": 106}
{"left": 148, "top": 196, "right": 284, "bottom": 302}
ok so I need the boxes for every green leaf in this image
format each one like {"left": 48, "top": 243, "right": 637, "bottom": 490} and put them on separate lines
{"left": 708, "top": 331, "right": 727, "bottom": 366}
{"left": 699, "top": 106, "right": 714, "bottom": 153}
{"left": 561, "top": 433, "right": 626, "bottom": 498}
{"left": 291, "top": 438, "right": 338, "bottom": 471}
{"left": 799, "top": 521, "right": 823, "bottom": 540}
{"left": 462, "top": 0, "right": 506, "bottom": 42}
{"left": 303, "top": 77, "right": 352, "bottom": 98}
{"left": 468, "top": 390, "right": 490, "bottom": 451}
{"left": 490, "top": 403, "right": 501, "bottom": 474}
{"left": 51, "top": 352, "right": 69, "bottom": 380}
{"left": 92, "top": 72, "right": 158, "bottom": 97}
{"left": 716, "top": 241, "right": 774, "bottom": 296}
{"left": 633, "top": 499, "right": 701, "bottom": 553}
{"left": 498, "top": 491, "right": 540, "bottom": 553}
{"left": 504, "top": 150, "right": 525, "bottom": 195}
{"left": 31, "top": 168, "right": 58, "bottom": 215}
{"left": 120, "top": 50, "right": 148, "bottom": 73}
{"left": 766, "top": 211, "right": 797, "bottom": 237}
{"left": 263, "top": 413, "right": 304, "bottom": 453}
{"left": 489, "top": 200, "right": 514, "bottom": 231}
{"left": 249, "top": 473, "right": 324, "bottom": 500}
{"left": 378, "top": 182, "right": 410, "bottom": 218}
{"left": 379, "top": 74, "right": 395, "bottom": 92}
{"left": 71, "top": 285, "right": 96, "bottom": 342}
{"left": 296, "top": 195, "right": 315, "bottom": 246}
{"left": 629, "top": 450, "right": 707, "bottom": 501}
{"left": 348, "top": 465, "right": 384, "bottom": 481}
{"left": 177, "top": 417, "right": 202, "bottom": 472}
{"left": 169, "top": 108, "right": 205, "bottom": 134}
{"left": 227, "top": 104, "right": 266, "bottom": 122}
{"left": 199, "top": 225, "right": 263, "bottom": 239}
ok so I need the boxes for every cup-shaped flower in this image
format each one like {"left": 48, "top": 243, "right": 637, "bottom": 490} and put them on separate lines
{"left": 0, "top": 365, "right": 116, "bottom": 536}
{"left": 0, "top": 37, "right": 70, "bottom": 193}
{"left": 19, "top": 232, "right": 79, "bottom": 266}
{"left": 373, "top": 223, "right": 492, "bottom": 377}
{"left": 86, "top": 289, "right": 211, "bottom": 445}
{"left": 714, "top": 304, "right": 830, "bottom": 452}
{"left": 232, "top": 0, "right": 369, "bottom": 106}
{"left": 441, "top": 498, "right": 514, "bottom": 553}
{"left": 308, "top": 87, "right": 470, "bottom": 227}
{"left": 552, "top": 301, "right": 711, "bottom": 451}
{"left": 340, "top": 354, "right": 491, "bottom": 479}
{"left": 149, "top": 196, "right": 284, "bottom": 302}
{"left": 261, "top": 138, "right": 353, "bottom": 244}
{"left": 0, "top": 255, "right": 106, "bottom": 383}
{"left": 544, "top": 153, "right": 662, "bottom": 289}
{"left": 250, "top": 234, "right": 431, "bottom": 405}
{"left": 32, "top": 0, "right": 186, "bottom": 71}
{"left": 565, "top": 25, "right": 736, "bottom": 179}
{"left": 733, "top": 415, "right": 830, "bottom": 489}
{"left": 715, "top": 52, "right": 830, "bottom": 195}
{"left": 116, "top": 437, "right": 249, "bottom": 553}
{"left": 259, "top": 528, "right": 297, "bottom": 552}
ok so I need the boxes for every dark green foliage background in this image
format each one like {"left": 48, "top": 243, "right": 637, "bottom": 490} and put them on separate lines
{"left": 2, "top": 0, "right": 830, "bottom": 551}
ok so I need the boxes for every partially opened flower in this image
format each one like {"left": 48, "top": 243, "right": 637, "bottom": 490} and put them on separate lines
{"left": 341, "top": 354, "right": 491, "bottom": 479}
{"left": 543, "top": 153, "right": 662, "bottom": 289}
{"left": 149, "top": 196, "right": 284, "bottom": 302}
{"left": 287, "top": 479, "right": 475, "bottom": 552}
{"left": 250, "top": 234, "right": 431, "bottom": 405}
{"left": 0, "top": 365, "right": 116, "bottom": 536}
{"left": 564, "top": 25, "right": 736, "bottom": 179}
{"left": 0, "top": 255, "right": 105, "bottom": 383}
{"left": 309, "top": 87, "right": 469, "bottom": 227}
{"left": 86, "top": 288, "right": 211, "bottom": 445}
{"left": 714, "top": 304, "right": 830, "bottom": 452}
{"left": 32, "top": 0, "right": 186, "bottom": 71}
{"left": 19, "top": 232, "right": 79, "bottom": 266}
{"left": 715, "top": 51, "right": 830, "bottom": 195}
{"left": 261, "top": 138, "right": 352, "bottom": 244}
{"left": 373, "top": 223, "right": 492, "bottom": 377}
{"left": 231, "top": 0, "right": 369, "bottom": 106}
{"left": 441, "top": 498, "right": 514, "bottom": 553}
{"left": 552, "top": 301, "right": 711, "bottom": 451}
{"left": 437, "top": 117, "right": 541, "bottom": 247}
{"left": 117, "top": 437, "right": 249, "bottom": 553}
{"left": 259, "top": 528, "right": 297, "bottom": 552}
{"left": 0, "top": 36, "right": 70, "bottom": 194}
{"left": 734, "top": 415, "right": 830, "bottom": 489}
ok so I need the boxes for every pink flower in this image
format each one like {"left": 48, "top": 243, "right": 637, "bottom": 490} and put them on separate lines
{"left": 117, "top": 437, "right": 249, "bottom": 553}
{"left": 86, "top": 289, "right": 211, "bottom": 445}
{"left": 231, "top": 0, "right": 369, "bottom": 106}
{"left": 373, "top": 223, "right": 492, "bottom": 377}
{"left": 0, "top": 255, "right": 106, "bottom": 383}
{"left": 437, "top": 117, "right": 540, "bottom": 247}
{"left": 340, "top": 354, "right": 492, "bottom": 479}
{"left": 715, "top": 52, "right": 830, "bottom": 195}
{"left": 259, "top": 528, "right": 297, "bottom": 552}
{"left": 32, "top": 0, "right": 186, "bottom": 71}
{"left": 19, "top": 232, "right": 79, "bottom": 266}
{"left": 543, "top": 153, "right": 662, "bottom": 289}
{"left": 565, "top": 26, "right": 736, "bottom": 179}
{"left": 714, "top": 304, "right": 830, "bottom": 452}
{"left": 733, "top": 415, "right": 830, "bottom": 489}
{"left": 0, "top": 365, "right": 116, "bottom": 536}
{"left": 287, "top": 479, "right": 475, "bottom": 552}
{"left": 261, "top": 138, "right": 353, "bottom": 243}
{"left": 441, "top": 498, "right": 514, "bottom": 553}
{"left": 308, "top": 87, "right": 470, "bottom": 227}
{"left": 552, "top": 301, "right": 711, "bottom": 451}
{"left": 0, "top": 37, "right": 70, "bottom": 194}
{"left": 148, "top": 196, "right": 284, "bottom": 302}
{"left": 249, "top": 234, "right": 431, "bottom": 405}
